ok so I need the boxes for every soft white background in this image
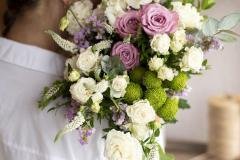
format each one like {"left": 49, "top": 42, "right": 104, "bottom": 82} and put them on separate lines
{"left": 166, "top": 0, "right": 240, "bottom": 143}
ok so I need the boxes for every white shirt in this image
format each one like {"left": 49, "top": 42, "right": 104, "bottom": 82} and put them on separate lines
{"left": 0, "top": 38, "right": 106, "bottom": 160}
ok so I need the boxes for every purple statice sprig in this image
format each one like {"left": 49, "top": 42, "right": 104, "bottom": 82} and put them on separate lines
{"left": 78, "top": 128, "right": 95, "bottom": 145}
{"left": 65, "top": 100, "right": 80, "bottom": 122}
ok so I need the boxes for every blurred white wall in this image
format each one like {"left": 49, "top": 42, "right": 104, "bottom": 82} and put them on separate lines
{"left": 166, "top": 0, "right": 240, "bottom": 143}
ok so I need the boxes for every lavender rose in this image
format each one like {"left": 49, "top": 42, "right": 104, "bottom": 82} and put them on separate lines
{"left": 115, "top": 10, "right": 140, "bottom": 37}
{"left": 111, "top": 42, "right": 140, "bottom": 70}
{"left": 141, "top": 3, "right": 179, "bottom": 36}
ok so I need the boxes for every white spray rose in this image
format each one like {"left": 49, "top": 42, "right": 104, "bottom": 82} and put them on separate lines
{"left": 110, "top": 75, "right": 129, "bottom": 98}
{"left": 126, "top": 100, "right": 156, "bottom": 124}
{"left": 66, "top": 0, "right": 93, "bottom": 35}
{"left": 95, "top": 80, "right": 109, "bottom": 93}
{"left": 64, "top": 55, "right": 79, "bottom": 80}
{"left": 148, "top": 56, "right": 164, "bottom": 71}
{"left": 126, "top": 0, "right": 152, "bottom": 9}
{"left": 91, "top": 92, "right": 103, "bottom": 113}
{"left": 68, "top": 70, "right": 81, "bottom": 82}
{"left": 158, "top": 66, "right": 175, "bottom": 81}
{"left": 70, "top": 78, "right": 96, "bottom": 104}
{"left": 171, "top": 29, "right": 187, "bottom": 52}
{"left": 105, "top": 129, "right": 143, "bottom": 160}
{"left": 180, "top": 46, "right": 204, "bottom": 73}
{"left": 151, "top": 33, "right": 171, "bottom": 54}
{"left": 105, "top": 0, "right": 127, "bottom": 26}
{"left": 131, "top": 124, "right": 150, "bottom": 141}
{"left": 76, "top": 47, "right": 99, "bottom": 74}
{"left": 172, "top": 2, "right": 203, "bottom": 29}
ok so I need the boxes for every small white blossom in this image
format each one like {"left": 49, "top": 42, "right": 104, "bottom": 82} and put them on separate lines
{"left": 95, "top": 80, "right": 109, "bottom": 93}
{"left": 151, "top": 34, "right": 171, "bottom": 54}
{"left": 126, "top": 0, "right": 152, "bottom": 9}
{"left": 172, "top": 2, "right": 203, "bottom": 29}
{"left": 148, "top": 56, "right": 164, "bottom": 71}
{"left": 158, "top": 66, "right": 175, "bottom": 81}
{"left": 110, "top": 75, "right": 129, "bottom": 98}
{"left": 180, "top": 46, "right": 204, "bottom": 73}
{"left": 171, "top": 29, "right": 187, "bottom": 53}
{"left": 68, "top": 70, "right": 81, "bottom": 82}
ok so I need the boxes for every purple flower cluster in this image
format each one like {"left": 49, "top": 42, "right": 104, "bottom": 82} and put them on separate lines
{"left": 111, "top": 103, "right": 128, "bottom": 126}
{"left": 78, "top": 128, "right": 95, "bottom": 145}
{"left": 65, "top": 100, "right": 79, "bottom": 122}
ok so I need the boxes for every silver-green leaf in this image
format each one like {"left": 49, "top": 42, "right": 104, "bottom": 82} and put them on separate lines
{"left": 218, "top": 13, "right": 240, "bottom": 30}
{"left": 202, "top": 17, "right": 219, "bottom": 36}
{"left": 216, "top": 32, "right": 237, "bottom": 42}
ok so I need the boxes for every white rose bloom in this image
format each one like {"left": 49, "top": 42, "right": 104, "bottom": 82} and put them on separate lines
{"left": 158, "top": 66, "right": 175, "bottom": 81}
{"left": 172, "top": 2, "right": 203, "bottom": 29}
{"left": 68, "top": 70, "right": 81, "bottom": 82}
{"left": 148, "top": 56, "right": 164, "bottom": 71}
{"left": 151, "top": 34, "right": 170, "bottom": 54}
{"left": 180, "top": 46, "right": 204, "bottom": 73}
{"left": 105, "top": 0, "right": 127, "bottom": 26}
{"left": 76, "top": 47, "right": 99, "bottom": 74}
{"left": 126, "top": 100, "right": 156, "bottom": 124}
{"left": 171, "top": 29, "right": 187, "bottom": 53}
{"left": 126, "top": 0, "right": 152, "bottom": 9}
{"left": 95, "top": 80, "right": 109, "bottom": 93}
{"left": 66, "top": 0, "right": 93, "bottom": 35}
{"left": 110, "top": 75, "right": 129, "bottom": 98}
{"left": 105, "top": 129, "right": 143, "bottom": 160}
{"left": 131, "top": 124, "right": 150, "bottom": 141}
{"left": 70, "top": 78, "right": 96, "bottom": 104}
{"left": 91, "top": 92, "right": 103, "bottom": 103}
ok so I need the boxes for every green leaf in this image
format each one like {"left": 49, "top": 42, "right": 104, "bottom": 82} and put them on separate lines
{"left": 182, "top": 0, "right": 194, "bottom": 4}
{"left": 201, "top": 0, "right": 215, "bottom": 10}
{"left": 38, "top": 80, "right": 70, "bottom": 110}
{"left": 154, "top": 129, "right": 160, "bottom": 137}
{"left": 216, "top": 32, "right": 237, "bottom": 42}
{"left": 218, "top": 13, "right": 240, "bottom": 30}
{"left": 179, "top": 99, "right": 191, "bottom": 109}
{"left": 158, "top": 144, "right": 175, "bottom": 160}
{"left": 202, "top": 17, "right": 219, "bottom": 36}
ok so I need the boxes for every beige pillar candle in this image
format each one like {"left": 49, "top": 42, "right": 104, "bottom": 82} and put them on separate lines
{"left": 208, "top": 95, "right": 240, "bottom": 160}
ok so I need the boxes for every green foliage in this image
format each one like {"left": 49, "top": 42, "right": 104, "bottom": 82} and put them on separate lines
{"left": 157, "top": 97, "right": 179, "bottom": 122}
{"left": 182, "top": 0, "right": 194, "bottom": 4}
{"left": 201, "top": 0, "right": 215, "bottom": 10}
{"left": 145, "top": 87, "right": 167, "bottom": 111}
{"left": 202, "top": 17, "right": 219, "bottom": 36}
{"left": 179, "top": 99, "right": 191, "bottom": 109}
{"left": 101, "top": 56, "right": 125, "bottom": 79}
{"left": 124, "top": 82, "right": 143, "bottom": 104}
{"left": 129, "top": 67, "right": 146, "bottom": 83}
{"left": 38, "top": 80, "right": 70, "bottom": 110}
{"left": 169, "top": 72, "right": 188, "bottom": 91}
{"left": 218, "top": 13, "right": 240, "bottom": 30}
{"left": 143, "top": 71, "right": 162, "bottom": 89}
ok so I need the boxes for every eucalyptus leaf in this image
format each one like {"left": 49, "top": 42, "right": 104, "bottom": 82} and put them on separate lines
{"left": 201, "top": 0, "right": 215, "bottom": 10}
{"left": 218, "top": 13, "right": 240, "bottom": 30}
{"left": 216, "top": 32, "right": 237, "bottom": 42}
{"left": 202, "top": 17, "right": 219, "bottom": 36}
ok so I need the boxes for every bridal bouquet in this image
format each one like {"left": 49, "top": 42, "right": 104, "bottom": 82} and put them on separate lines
{"left": 39, "top": 0, "right": 240, "bottom": 159}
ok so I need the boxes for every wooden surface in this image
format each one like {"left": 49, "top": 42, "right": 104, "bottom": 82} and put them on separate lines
{"left": 0, "top": 0, "right": 6, "bottom": 35}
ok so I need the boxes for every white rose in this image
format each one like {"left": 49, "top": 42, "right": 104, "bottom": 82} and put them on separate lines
{"left": 158, "top": 66, "right": 175, "bottom": 81}
{"left": 180, "top": 46, "right": 204, "bottom": 72}
{"left": 91, "top": 92, "right": 103, "bottom": 103}
{"left": 148, "top": 56, "right": 164, "bottom": 71}
{"left": 70, "top": 78, "right": 96, "bottom": 104}
{"left": 95, "top": 80, "right": 109, "bottom": 93}
{"left": 126, "top": 100, "right": 156, "bottom": 124}
{"left": 126, "top": 0, "right": 152, "bottom": 9}
{"left": 105, "top": 129, "right": 143, "bottom": 160}
{"left": 110, "top": 75, "right": 129, "bottom": 98}
{"left": 76, "top": 47, "right": 99, "bottom": 74}
{"left": 171, "top": 29, "right": 187, "bottom": 53}
{"left": 172, "top": 2, "right": 203, "bottom": 29}
{"left": 68, "top": 70, "right": 81, "bottom": 82}
{"left": 131, "top": 124, "right": 150, "bottom": 141}
{"left": 66, "top": 0, "right": 93, "bottom": 35}
{"left": 105, "top": 0, "right": 128, "bottom": 26}
{"left": 151, "top": 34, "right": 170, "bottom": 54}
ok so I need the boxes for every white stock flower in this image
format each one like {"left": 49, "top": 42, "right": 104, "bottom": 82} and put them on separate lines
{"left": 131, "top": 124, "right": 150, "bottom": 141}
{"left": 105, "top": 0, "right": 127, "bottom": 26}
{"left": 110, "top": 75, "right": 129, "bottom": 98}
{"left": 172, "top": 2, "right": 203, "bottom": 29}
{"left": 148, "top": 56, "right": 164, "bottom": 71}
{"left": 70, "top": 78, "right": 96, "bottom": 104}
{"left": 158, "top": 66, "right": 175, "bottom": 81}
{"left": 76, "top": 47, "right": 99, "bottom": 74}
{"left": 126, "top": 100, "right": 156, "bottom": 124}
{"left": 171, "top": 29, "right": 187, "bottom": 52}
{"left": 126, "top": 0, "right": 152, "bottom": 9}
{"left": 180, "top": 46, "right": 204, "bottom": 73}
{"left": 95, "top": 80, "right": 109, "bottom": 93}
{"left": 151, "top": 34, "right": 170, "bottom": 54}
{"left": 66, "top": 0, "right": 93, "bottom": 34}
{"left": 105, "top": 129, "right": 143, "bottom": 160}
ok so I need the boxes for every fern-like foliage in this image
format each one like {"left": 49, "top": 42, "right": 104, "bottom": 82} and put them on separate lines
{"left": 45, "top": 30, "right": 78, "bottom": 54}
{"left": 38, "top": 80, "right": 70, "bottom": 110}
{"left": 147, "top": 144, "right": 160, "bottom": 160}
